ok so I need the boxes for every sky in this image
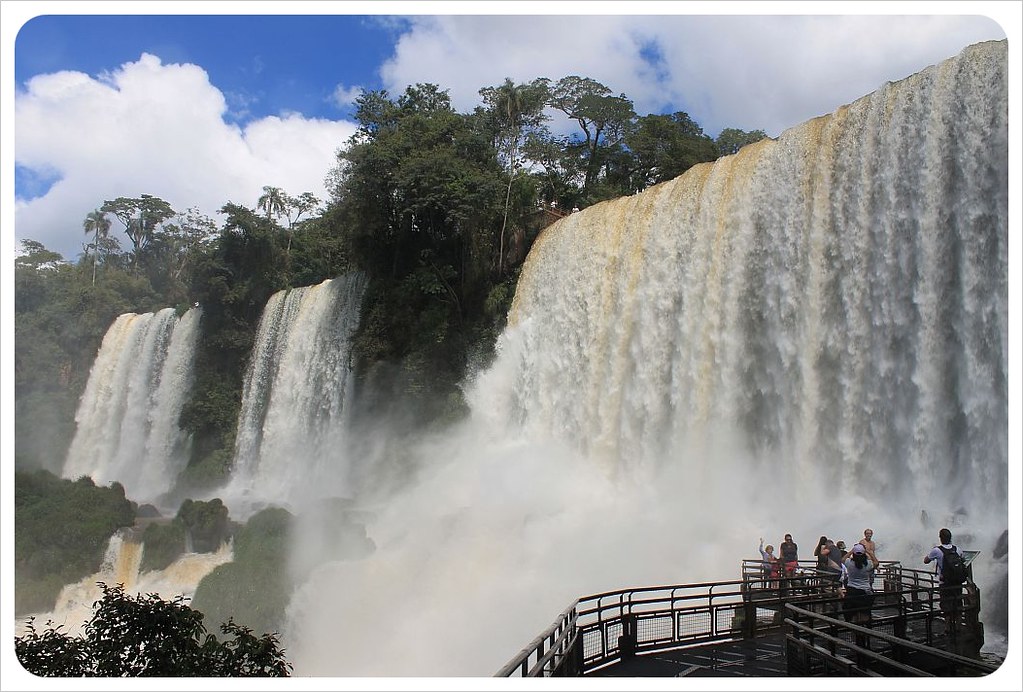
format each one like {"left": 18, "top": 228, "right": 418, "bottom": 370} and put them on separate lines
{"left": 2, "top": 2, "right": 1016, "bottom": 262}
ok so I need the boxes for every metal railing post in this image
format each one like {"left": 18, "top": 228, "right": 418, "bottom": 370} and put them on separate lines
{"left": 618, "top": 613, "right": 637, "bottom": 659}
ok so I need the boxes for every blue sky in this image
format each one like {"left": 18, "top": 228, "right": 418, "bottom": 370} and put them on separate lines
{"left": 15, "top": 14, "right": 398, "bottom": 124}
{"left": 4, "top": 4, "right": 1017, "bottom": 261}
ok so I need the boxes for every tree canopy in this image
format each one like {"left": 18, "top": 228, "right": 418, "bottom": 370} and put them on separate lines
{"left": 15, "top": 583, "right": 291, "bottom": 677}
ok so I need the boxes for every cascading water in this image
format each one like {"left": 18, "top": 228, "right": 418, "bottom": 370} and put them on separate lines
{"left": 63, "top": 307, "right": 202, "bottom": 506}
{"left": 490, "top": 39, "right": 1008, "bottom": 516}
{"left": 15, "top": 529, "right": 233, "bottom": 639}
{"left": 225, "top": 273, "right": 367, "bottom": 512}
{"left": 283, "top": 40, "right": 1008, "bottom": 675}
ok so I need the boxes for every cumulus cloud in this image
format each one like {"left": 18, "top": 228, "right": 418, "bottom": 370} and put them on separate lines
{"left": 14, "top": 53, "right": 356, "bottom": 260}
{"left": 379, "top": 14, "right": 1005, "bottom": 138}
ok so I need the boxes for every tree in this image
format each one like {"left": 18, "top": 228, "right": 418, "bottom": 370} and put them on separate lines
{"left": 547, "top": 76, "right": 636, "bottom": 199}
{"left": 715, "top": 127, "right": 770, "bottom": 156}
{"left": 82, "top": 210, "right": 111, "bottom": 285}
{"left": 621, "top": 112, "right": 719, "bottom": 189}
{"left": 479, "top": 78, "right": 549, "bottom": 275}
{"left": 100, "top": 195, "right": 176, "bottom": 274}
{"left": 15, "top": 583, "right": 292, "bottom": 676}
{"left": 257, "top": 186, "right": 288, "bottom": 225}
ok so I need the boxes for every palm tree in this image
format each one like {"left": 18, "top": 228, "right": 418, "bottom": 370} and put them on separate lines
{"left": 257, "top": 186, "right": 288, "bottom": 225}
{"left": 82, "top": 210, "right": 111, "bottom": 285}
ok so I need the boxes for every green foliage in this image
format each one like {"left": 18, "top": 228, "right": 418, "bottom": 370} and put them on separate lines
{"left": 621, "top": 112, "right": 720, "bottom": 189}
{"left": 139, "top": 522, "right": 187, "bottom": 573}
{"left": 15, "top": 583, "right": 291, "bottom": 676}
{"left": 191, "top": 508, "right": 294, "bottom": 637}
{"left": 14, "top": 470, "right": 136, "bottom": 615}
{"left": 176, "top": 498, "right": 232, "bottom": 553}
{"left": 715, "top": 127, "right": 770, "bottom": 156}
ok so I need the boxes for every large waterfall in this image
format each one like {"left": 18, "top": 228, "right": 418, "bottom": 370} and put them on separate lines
{"left": 284, "top": 40, "right": 1008, "bottom": 676}
{"left": 225, "top": 273, "right": 367, "bottom": 511}
{"left": 63, "top": 307, "right": 202, "bottom": 505}
{"left": 486, "top": 39, "right": 1008, "bottom": 515}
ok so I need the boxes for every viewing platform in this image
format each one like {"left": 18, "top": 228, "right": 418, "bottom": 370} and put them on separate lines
{"left": 496, "top": 559, "right": 999, "bottom": 678}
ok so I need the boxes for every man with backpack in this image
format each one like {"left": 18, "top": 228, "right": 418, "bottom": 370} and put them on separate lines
{"left": 923, "top": 528, "right": 969, "bottom": 628}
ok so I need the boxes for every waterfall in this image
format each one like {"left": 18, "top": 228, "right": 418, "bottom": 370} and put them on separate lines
{"left": 63, "top": 307, "right": 202, "bottom": 505}
{"left": 227, "top": 273, "right": 367, "bottom": 511}
{"left": 480, "top": 39, "right": 1008, "bottom": 516}
{"left": 15, "top": 529, "right": 233, "bottom": 639}
{"left": 282, "top": 41, "right": 1008, "bottom": 675}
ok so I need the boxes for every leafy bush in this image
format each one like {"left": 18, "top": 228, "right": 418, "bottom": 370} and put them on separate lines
{"left": 176, "top": 498, "right": 231, "bottom": 553}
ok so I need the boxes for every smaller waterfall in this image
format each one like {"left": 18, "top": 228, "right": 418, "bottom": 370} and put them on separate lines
{"left": 227, "top": 274, "right": 367, "bottom": 511}
{"left": 63, "top": 308, "right": 202, "bottom": 505}
{"left": 14, "top": 529, "right": 233, "bottom": 638}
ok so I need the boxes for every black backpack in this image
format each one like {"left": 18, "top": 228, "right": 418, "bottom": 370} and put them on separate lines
{"left": 939, "top": 545, "right": 969, "bottom": 585}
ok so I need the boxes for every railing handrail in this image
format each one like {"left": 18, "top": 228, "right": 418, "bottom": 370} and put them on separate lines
{"left": 784, "top": 601, "right": 997, "bottom": 676}
{"left": 496, "top": 560, "right": 986, "bottom": 677}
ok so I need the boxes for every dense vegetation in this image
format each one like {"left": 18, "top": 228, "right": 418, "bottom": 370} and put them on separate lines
{"left": 14, "top": 470, "right": 136, "bottom": 615}
{"left": 15, "top": 584, "right": 291, "bottom": 676}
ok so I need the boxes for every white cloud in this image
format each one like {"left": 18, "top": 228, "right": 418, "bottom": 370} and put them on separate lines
{"left": 330, "top": 83, "right": 363, "bottom": 109}
{"left": 378, "top": 14, "right": 1005, "bottom": 138}
{"left": 14, "top": 53, "right": 356, "bottom": 260}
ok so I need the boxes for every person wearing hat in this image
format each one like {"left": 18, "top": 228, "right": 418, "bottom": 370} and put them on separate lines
{"left": 839, "top": 543, "right": 879, "bottom": 627}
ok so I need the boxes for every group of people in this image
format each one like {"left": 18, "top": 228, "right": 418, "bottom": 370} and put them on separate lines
{"left": 757, "top": 527, "right": 968, "bottom": 628}
{"left": 758, "top": 529, "right": 880, "bottom": 624}
{"left": 759, "top": 529, "right": 877, "bottom": 579}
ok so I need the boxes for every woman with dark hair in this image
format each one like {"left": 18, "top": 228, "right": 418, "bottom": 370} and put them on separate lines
{"left": 840, "top": 543, "right": 878, "bottom": 628}
{"left": 814, "top": 536, "right": 829, "bottom": 570}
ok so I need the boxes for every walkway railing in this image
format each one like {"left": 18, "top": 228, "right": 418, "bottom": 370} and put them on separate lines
{"left": 496, "top": 560, "right": 987, "bottom": 677}
{"left": 497, "top": 563, "right": 835, "bottom": 677}
{"left": 784, "top": 595, "right": 995, "bottom": 676}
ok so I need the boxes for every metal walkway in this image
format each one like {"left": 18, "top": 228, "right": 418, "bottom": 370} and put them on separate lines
{"left": 591, "top": 634, "right": 788, "bottom": 677}
{"left": 496, "top": 560, "right": 997, "bottom": 677}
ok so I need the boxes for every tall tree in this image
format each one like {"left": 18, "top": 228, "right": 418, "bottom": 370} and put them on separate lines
{"left": 257, "top": 186, "right": 288, "bottom": 225}
{"left": 480, "top": 78, "right": 549, "bottom": 275}
{"left": 82, "top": 210, "right": 111, "bottom": 285}
{"left": 547, "top": 76, "right": 636, "bottom": 198}
{"left": 100, "top": 194, "right": 175, "bottom": 274}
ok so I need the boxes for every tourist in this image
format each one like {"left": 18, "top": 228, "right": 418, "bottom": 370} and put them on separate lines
{"left": 860, "top": 528, "right": 878, "bottom": 563}
{"left": 836, "top": 540, "right": 848, "bottom": 560}
{"left": 759, "top": 538, "right": 779, "bottom": 584}
{"left": 823, "top": 539, "right": 843, "bottom": 573}
{"left": 840, "top": 543, "right": 877, "bottom": 625}
{"left": 924, "top": 528, "right": 966, "bottom": 620}
{"left": 814, "top": 535, "right": 830, "bottom": 570}
{"left": 780, "top": 533, "right": 799, "bottom": 578}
